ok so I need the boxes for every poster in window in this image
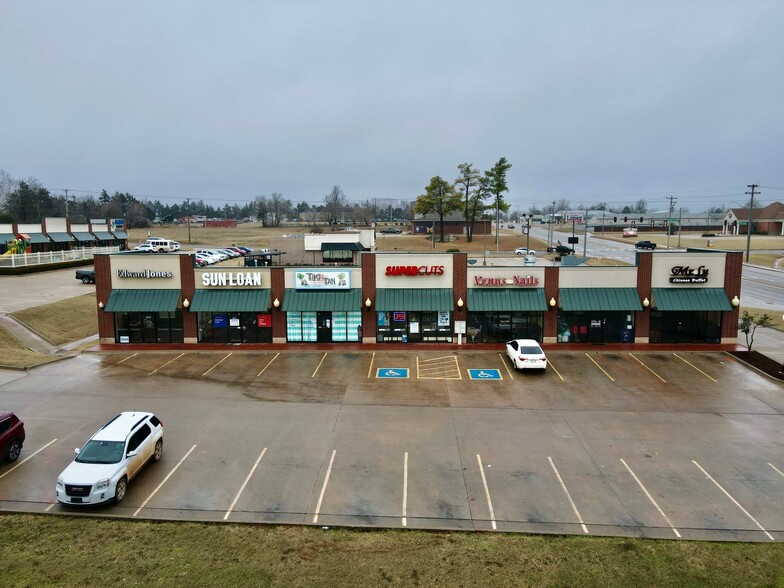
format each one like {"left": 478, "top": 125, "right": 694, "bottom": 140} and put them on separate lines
{"left": 393, "top": 311, "right": 406, "bottom": 322}
{"left": 257, "top": 314, "right": 272, "bottom": 328}
{"left": 213, "top": 314, "right": 227, "bottom": 327}
{"left": 410, "top": 322, "right": 420, "bottom": 334}
{"left": 438, "top": 311, "right": 450, "bottom": 326}
{"left": 229, "top": 317, "right": 240, "bottom": 327}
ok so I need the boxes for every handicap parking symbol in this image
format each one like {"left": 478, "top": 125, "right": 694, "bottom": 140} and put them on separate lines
{"left": 377, "top": 368, "right": 409, "bottom": 379}
{"left": 467, "top": 369, "right": 502, "bottom": 380}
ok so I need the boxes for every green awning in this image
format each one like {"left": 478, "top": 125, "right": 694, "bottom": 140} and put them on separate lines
{"left": 71, "top": 232, "right": 95, "bottom": 241}
{"left": 0, "top": 233, "right": 15, "bottom": 244}
{"left": 559, "top": 288, "right": 643, "bottom": 311}
{"left": 376, "top": 288, "right": 453, "bottom": 311}
{"left": 105, "top": 289, "right": 181, "bottom": 312}
{"left": 25, "top": 233, "right": 50, "bottom": 244}
{"left": 651, "top": 288, "right": 732, "bottom": 311}
{"left": 282, "top": 288, "right": 361, "bottom": 311}
{"left": 47, "top": 232, "right": 75, "bottom": 243}
{"left": 321, "top": 242, "right": 364, "bottom": 251}
{"left": 92, "top": 231, "right": 116, "bottom": 240}
{"left": 468, "top": 289, "right": 547, "bottom": 311}
{"left": 112, "top": 230, "right": 129, "bottom": 239}
{"left": 190, "top": 289, "right": 270, "bottom": 312}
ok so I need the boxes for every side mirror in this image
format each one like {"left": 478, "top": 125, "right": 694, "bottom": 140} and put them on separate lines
{"left": 74, "top": 448, "right": 80, "bottom": 455}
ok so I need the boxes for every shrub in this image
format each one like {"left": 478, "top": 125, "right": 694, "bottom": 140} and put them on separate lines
{"left": 446, "top": 248, "right": 460, "bottom": 253}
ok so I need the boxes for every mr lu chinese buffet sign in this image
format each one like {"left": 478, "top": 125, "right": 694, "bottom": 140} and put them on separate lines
{"left": 295, "top": 270, "right": 351, "bottom": 289}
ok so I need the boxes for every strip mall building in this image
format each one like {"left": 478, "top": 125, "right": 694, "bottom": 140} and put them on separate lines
{"left": 94, "top": 250, "right": 742, "bottom": 346}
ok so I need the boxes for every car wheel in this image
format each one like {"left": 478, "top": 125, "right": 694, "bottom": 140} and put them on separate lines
{"left": 115, "top": 477, "right": 128, "bottom": 503}
{"left": 6, "top": 439, "right": 22, "bottom": 462}
{"left": 81, "top": 276, "right": 91, "bottom": 284}
{"left": 153, "top": 439, "right": 163, "bottom": 462}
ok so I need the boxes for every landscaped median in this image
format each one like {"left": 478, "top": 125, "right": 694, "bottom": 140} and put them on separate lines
{"left": 0, "top": 515, "right": 782, "bottom": 586}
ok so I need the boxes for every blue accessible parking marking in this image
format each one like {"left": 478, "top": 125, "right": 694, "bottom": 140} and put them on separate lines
{"left": 467, "top": 369, "right": 503, "bottom": 380}
{"left": 377, "top": 368, "right": 410, "bottom": 379}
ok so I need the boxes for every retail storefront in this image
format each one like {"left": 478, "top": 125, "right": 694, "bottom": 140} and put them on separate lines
{"left": 283, "top": 268, "right": 362, "bottom": 342}
{"left": 374, "top": 254, "right": 455, "bottom": 343}
{"left": 102, "top": 256, "right": 184, "bottom": 343}
{"left": 466, "top": 269, "right": 546, "bottom": 343}
{"left": 647, "top": 255, "right": 731, "bottom": 344}
{"left": 192, "top": 269, "right": 272, "bottom": 343}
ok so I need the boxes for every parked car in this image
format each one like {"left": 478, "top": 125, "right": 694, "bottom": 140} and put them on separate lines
{"left": 0, "top": 411, "right": 25, "bottom": 462}
{"left": 514, "top": 247, "right": 536, "bottom": 255}
{"left": 505, "top": 339, "right": 548, "bottom": 371}
{"left": 234, "top": 246, "right": 252, "bottom": 254}
{"left": 218, "top": 248, "right": 240, "bottom": 258}
{"left": 380, "top": 227, "right": 402, "bottom": 234}
{"left": 196, "top": 249, "right": 227, "bottom": 262}
{"left": 56, "top": 412, "right": 163, "bottom": 506}
{"left": 550, "top": 245, "right": 574, "bottom": 255}
{"left": 75, "top": 269, "right": 96, "bottom": 284}
{"left": 225, "top": 247, "right": 246, "bottom": 256}
{"left": 193, "top": 254, "right": 210, "bottom": 267}
{"left": 635, "top": 240, "right": 657, "bottom": 250}
{"left": 508, "top": 224, "right": 515, "bottom": 229}
{"left": 170, "top": 241, "right": 181, "bottom": 251}
{"left": 134, "top": 243, "right": 156, "bottom": 252}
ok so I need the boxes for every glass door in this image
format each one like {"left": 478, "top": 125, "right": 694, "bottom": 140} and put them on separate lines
{"left": 317, "top": 312, "right": 332, "bottom": 343}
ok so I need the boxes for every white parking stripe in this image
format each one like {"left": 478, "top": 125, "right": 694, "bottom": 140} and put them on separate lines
{"left": 224, "top": 448, "right": 267, "bottom": 520}
{"left": 0, "top": 438, "right": 58, "bottom": 480}
{"left": 93, "top": 353, "right": 137, "bottom": 373}
{"left": 769, "top": 463, "right": 784, "bottom": 478}
{"left": 256, "top": 353, "right": 279, "bottom": 377}
{"left": 202, "top": 353, "right": 232, "bottom": 377}
{"left": 692, "top": 460, "right": 774, "bottom": 541}
{"left": 312, "top": 449, "right": 336, "bottom": 524}
{"left": 620, "top": 458, "right": 680, "bottom": 538}
{"left": 548, "top": 456, "right": 589, "bottom": 534}
{"left": 476, "top": 454, "right": 497, "bottom": 530}
{"left": 148, "top": 353, "right": 185, "bottom": 376}
{"left": 133, "top": 444, "right": 197, "bottom": 517}
{"left": 402, "top": 451, "right": 408, "bottom": 527}
{"left": 312, "top": 353, "right": 328, "bottom": 378}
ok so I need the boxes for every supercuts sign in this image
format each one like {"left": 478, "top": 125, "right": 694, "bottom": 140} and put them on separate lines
{"left": 474, "top": 275, "right": 539, "bottom": 287}
{"left": 385, "top": 265, "right": 445, "bottom": 276}
{"left": 669, "top": 265, "right": 709, "bottom": 284}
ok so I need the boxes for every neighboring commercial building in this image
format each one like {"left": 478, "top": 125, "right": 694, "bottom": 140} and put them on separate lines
{"left": 93, "top": 249, "right": 742, "bottom": 347}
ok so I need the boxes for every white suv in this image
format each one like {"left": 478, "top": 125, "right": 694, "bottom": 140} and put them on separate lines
{"left": 56, "top": 412, "right": 163, "bottom": 505}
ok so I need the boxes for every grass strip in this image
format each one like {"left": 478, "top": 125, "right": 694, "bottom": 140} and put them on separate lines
{"left": 0, "top": 515, "right": 782, "bottom": 587}
{"left": 11, "top": 293, "right": 97, "bottom": 346}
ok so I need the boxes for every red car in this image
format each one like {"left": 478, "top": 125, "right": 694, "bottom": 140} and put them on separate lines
{"left": 0, "top": 411, "right": 25, "bottom": 462}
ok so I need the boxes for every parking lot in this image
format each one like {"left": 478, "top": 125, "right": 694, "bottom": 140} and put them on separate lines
{"left": 1, "top": 349, "right": 783, "bottom": 541}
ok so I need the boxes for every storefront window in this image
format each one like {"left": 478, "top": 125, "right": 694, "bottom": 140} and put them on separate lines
{"left": 286, "top": 311, "right": 360, "bottom": 342}
{"left": 376, "top": 311, "right": 452, "bottom": 343}
{"left": 198, "top": 312, "right": 272, "bottom": 343}
{"left": 556, "top": 312, "right": 634, "bottom": 344}
{"left": 323, "top": 249, "right": 353, "bottom": 263}
{"left": 649, "top": 311, "right": 721, "bottom": 344}
{"left": 114, "top": 311, "right": 183, "bottom": 344}
{"left": 466, "top": 312, "right": 543, "bottom": 343}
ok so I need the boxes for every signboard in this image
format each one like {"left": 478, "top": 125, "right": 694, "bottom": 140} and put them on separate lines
{"left": 393, "top": 312, "right": 406, "bottom": 322}
{"left": 117, "top": 269, "right": 173, "bottom": 279}
{"left": 257, "top": 314, "right": 272, "bottom": 328}
{"left": 565, "top": 210, "right": 585, "bottom": 224}
{"left": 467, "top": 369, "right": 502, "bottom": 380}
{"left": 669, "top": 265, "right": 709, "bottom": 284}
{"left": 473, "top": 275, "right": 539, "bottom": 287}
{"left": 294, "top": 270, "right": 350, "bottom": 289}
{"left": 454, "top": 320, "right": 466, "bottom": 334}
{"left": 229, "top": 317, "right": 240, "bottom": 327}
{"left": 438, "top": 312, "right": 450, "bottom": 327}
{"left": 213, "top": 314, "right": 227, "bottom": 327}
{"left": 201, "top": 272, "right": 262, "bottom": 287}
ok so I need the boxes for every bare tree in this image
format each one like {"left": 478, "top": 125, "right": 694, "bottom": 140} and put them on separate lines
{"left": 323, "top": 185, "right": 347, "bottom": 225}
{"left": 270, "top": 192, "right": 290, "bottom": 227}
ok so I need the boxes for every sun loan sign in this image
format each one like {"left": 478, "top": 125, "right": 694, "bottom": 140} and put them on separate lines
{"left": 201, "top": 272, "right": 262, "bottom": 287}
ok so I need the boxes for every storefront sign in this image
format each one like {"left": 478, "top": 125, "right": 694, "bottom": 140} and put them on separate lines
{"left": 294, "top": 270, "right": 350, "bottom": 289}
{"left": 201, "top": 272, "right": 262, "bottom": 287}
{"left": 229, "top": 317, "right": 240, "bottom": 327}
{"left": 393, "top": 312, "right": 406, "bottom": 321}
{"left": 669, "top": 265, "right": 709, "bottom": 284}
{"left": 473, "top": 275, "right": 539, "bottom": 287}
{"left": 213, "top": 314, "right": 227, "bottom": 327}
{"left": 385, "top": 265, "right": 445, "bottom": 276}
{"left": 117, "top": 269, "right": 173, "bottom": 279}
{"left": 438, "top": 312, "right": 450, "bottom": 326}
{"left": 454, "top": 320, "right": 466, "bottom": 334}
{"left": 257, "top": 314, "right": 272, "bottom": 328}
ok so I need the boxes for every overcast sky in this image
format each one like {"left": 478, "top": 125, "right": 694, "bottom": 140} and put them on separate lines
{"left": 2, "top": 1, "right": 783, "bottom": 213}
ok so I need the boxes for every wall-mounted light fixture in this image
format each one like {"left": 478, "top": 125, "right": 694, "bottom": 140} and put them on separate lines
{"left": 98, "top": 301, "right": 104, "bottom": 309}
{"left": 549, "top": 297, "right": 557, "bottom": 308}
{"left": 731, "top": 295, "right": 740, "bottom": 307}
{"left": 365, "top": 297, "right": 372, "bottom": 308}
{"left": 642, "top": 297, "right": 650, "bottom": 307}
{"left": 457, "top": 297, "right": 464, "bottom": 308}
{"left": 183, "top": 298, "right": 190, "bottom": 308}
{"left": 273, "top": 297, "right": 280, "bottom": 308}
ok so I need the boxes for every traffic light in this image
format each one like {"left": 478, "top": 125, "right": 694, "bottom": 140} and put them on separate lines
{"left": 613, "top": 216, "right": 617, "bottom": 222}
{"left": 624, "top": 216, "right": 628, "bottom": 222}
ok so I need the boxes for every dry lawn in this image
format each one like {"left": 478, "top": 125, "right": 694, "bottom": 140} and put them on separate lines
{"left": 1, "top": 515, "right": 782, "bottom": 587}
{"left": 11, "top": 293, "right": 98, "bottom": 346}
{"left": 0, "top": 326, "right": 58, "bottom": 369}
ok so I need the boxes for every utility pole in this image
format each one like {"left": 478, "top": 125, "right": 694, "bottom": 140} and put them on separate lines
{"left": 677, "top": 208, "right": 683, "bottom": 248}
{"left": 186, "top": 198, "right": 192, "bottom": 243}
{"left": 666, "top": 195, "right": 677, "bottom": 249}
{"left": 64, "top": 189, "right": 70, "bottom": 217}
{"left": 745, "top": 184, "right": 759, "bottom": 262}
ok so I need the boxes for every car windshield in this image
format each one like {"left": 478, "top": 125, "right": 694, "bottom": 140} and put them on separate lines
{"left": 520, "top": 346, "right": 543, "bottom": 354}
{"left": 75, "top": 440, "right": 125, "bottom": 464}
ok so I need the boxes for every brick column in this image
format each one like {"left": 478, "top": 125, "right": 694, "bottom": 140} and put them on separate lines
{"left": 722, "top": 251, "right": 743, "bottom": 343}
{"left": 452, "top": 253, "right": 467, "bottom": 342}
{"left": 180, "top": 255, "right": 197, "bottom": 343}
{"left": 635, "top": 252, "right": 653, "bottom": 343}
{"left": 94, "top": 254, "right": 115, "bottom": 344}
{"left": 543, "top": 266, "right": 559, "bottom": 343}
{"left": 361, "top": 253, "right": 376, "bottom": 343}
{"left": 271, "top": 267, "right": 286, "bottom": 343}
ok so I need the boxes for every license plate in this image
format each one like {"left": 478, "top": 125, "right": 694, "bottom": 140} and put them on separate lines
{"left": 71, "top": 497, "right": 82, "bottom": 503}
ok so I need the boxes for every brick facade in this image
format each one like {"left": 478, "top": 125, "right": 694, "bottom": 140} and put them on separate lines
{"left": 543, "top": 266, "right": 559, "bottom": 343}
{"left": 452, "top": 253, "right": 468, "bottom": 330}
{"left": 361, "top": 253, "right": 376, "bottom": 342}
{"left": 271, "top": 267, "right": 286, "bottom": 343}
{"left": 635, "top": 252, "right": 653, "bottom": 342}
{"left": 94, "top": 254, "right": 115, "bottom": 344}
{"left": 180, "top": 256, "right": 197, "bottom": 343}
{"left": 722, "top": 251, "right": 743, "bottom": 342}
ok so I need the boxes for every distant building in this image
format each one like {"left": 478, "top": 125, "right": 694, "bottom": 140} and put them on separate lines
{"left": 411, "top": 213, "right": 491, "bottom": 236}
{"left": 723, "top": 202, "right": 784, "bottom": 236}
